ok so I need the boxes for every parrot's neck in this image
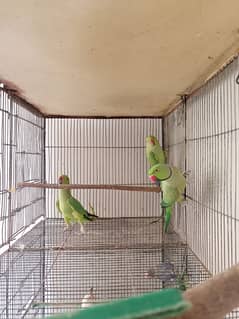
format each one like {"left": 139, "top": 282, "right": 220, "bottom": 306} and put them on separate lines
{"left": 59, "top": 188, "right": 71, "bottom": 199}
{"left": 147, "top": 144, "right": 155, "bottom": 151}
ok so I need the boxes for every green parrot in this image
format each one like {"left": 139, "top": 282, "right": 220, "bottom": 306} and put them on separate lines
{"left": 56, "top": 175, "right": 98, "bottom": 233}
{"left": 148, "top": 163, "right": 186, "bottom": 232}
{"left": 146, "top": 135, "right": 166, "bottom": 166}
{"left": 146, "top": 135, "right": 166, "bottom": 188}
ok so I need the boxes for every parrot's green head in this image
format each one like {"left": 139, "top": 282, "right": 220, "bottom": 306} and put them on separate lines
{"left": 58, "top": 175, "right": 70, "bottom": 184}
{"left": 146, "top": 135, "right": 159, "bottom": 146}
{"left": 148, "top": 164, "right": 172, "bottom": 182}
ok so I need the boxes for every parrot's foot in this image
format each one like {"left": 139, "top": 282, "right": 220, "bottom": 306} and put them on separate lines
{"left": 180, "top": 200, "right": 188, "bottom": 208}
{"left": 80, "top": 224, "right": 85, "bottom": 234}
{"left": 89, "top": 203, "right": 95, "bottom": 214}
{"left": 183, "top": 170, "right": 191, "bottom": 177}
{"left": 63, "top": 225, "right": 72, "bottom": 232}
{"left": 72, "top": 225, "right": 86, "bottom": 235}
{"left": 73, "top": 231, "right": 86, "bottom": 236}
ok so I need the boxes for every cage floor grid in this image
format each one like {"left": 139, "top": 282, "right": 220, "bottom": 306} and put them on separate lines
{"left": 1, "top": 218, "right": 212, "bottom": 318}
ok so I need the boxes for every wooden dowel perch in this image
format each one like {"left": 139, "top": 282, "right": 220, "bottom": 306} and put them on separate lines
{"left": 16, "top": 182, "right": 161, "bottom": 193}
{"left": 175, "top": 264, "right": 239, "bottom": 319}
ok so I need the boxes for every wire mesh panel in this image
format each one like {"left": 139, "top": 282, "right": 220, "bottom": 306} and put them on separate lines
{"left": 163, "top": 105, "right": 187, "bottom": 239}
{"left": 4, "top": 218, "right": 210, "bottom": 318}
{"left": 45, "top": 118, "right": 163, "bottom": 219}
{"left": 2, "top": 89, "right": 238, "bottom": 318}
{"left": 0, "top": 89, "right": 45, "bottom": 249}
{"left": 43, "top": 118, "right": 167, "bottom": 315}
{"left": 0, "top": 89, "right": 45, "bottom": 318}
{"left": 0, "top": 90, "right": 11, "bottom": 248}
{"left": 164, "top": 57, "right": 239, "bottom": 318}
{"left": 39, "top": 117, "right": 212, "bottom": 317}
{"left": 186, "top": 60, "right": 239, "bottom": 275}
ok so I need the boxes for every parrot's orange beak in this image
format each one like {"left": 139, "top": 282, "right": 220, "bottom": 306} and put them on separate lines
{"left": 149, "top": 175, "right": 157, "bottom": 183}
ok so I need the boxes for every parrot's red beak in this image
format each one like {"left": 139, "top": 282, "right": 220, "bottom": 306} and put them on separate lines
{"left": 58, "top": 176, "right": 63, "bottom": 184}
{"left": 149, "top": 175, "right": 157, "bottom": 183}
{"left": 150, "top": 138, "right": 155, "bottom": 145}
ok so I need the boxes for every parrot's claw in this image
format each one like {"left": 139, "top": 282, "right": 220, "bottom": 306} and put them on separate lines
{"left": 183, "top": 170, "right": 191, "bottom": 177}
{"left": 63, "top": 225, "right": 72, "bottom": 232}
{"left": 72, "top": 224, "right": 86, "bottom": 235}
{"left": 74, "top": 231, "right": 85, "bottom": 235}
{"left": 181, "top": 200, "right": 188, "bottom": 208}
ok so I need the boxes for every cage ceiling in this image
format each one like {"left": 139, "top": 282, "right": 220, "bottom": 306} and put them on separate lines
{"left": 0, "top": 0, "right": 239, "bottom": 117}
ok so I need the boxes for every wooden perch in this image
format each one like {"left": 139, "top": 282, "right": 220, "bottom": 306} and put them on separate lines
{"left": 175, "top": 264, "right": 239, "bottom": 319}
{"left": 16, "top": 182, "right": 161, "bottom": 193}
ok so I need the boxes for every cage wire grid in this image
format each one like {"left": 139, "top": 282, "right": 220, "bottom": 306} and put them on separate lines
{"left": 0, "top": 88, "right": 45, "bottom": 318}
{"left": 164, "top": 56, "right": 239, "bottom": 318}
{"left": 0, "top": 56, "right": 239, "bottom": 319}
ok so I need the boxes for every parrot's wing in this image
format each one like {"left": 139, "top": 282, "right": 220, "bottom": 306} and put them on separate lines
{"left": 67, "top": 196, "right": 94, "bottom": 221}
{"left": 162, "top": 186, "right": 180, "bottom": 206}
{"left": 148, "top": 150, "right": 166, "bottom": 166}
{"left": 56, "top": 199, "right": 62, "bottom": 214}
{"left": 68, "top": 197, "right": 98, "bottom": 221}
{"left": 157, "top": 147, "right": 166, "bottom": 164}
{"left": 148, "top": 151, "right": 159, "bottom": 166}
{"left": 67, "top": 196, "right": 85, "bottom": 213}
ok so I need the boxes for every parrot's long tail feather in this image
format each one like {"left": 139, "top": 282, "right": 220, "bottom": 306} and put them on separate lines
{"left": 164, "top": 206, "right": 172, "bottom": 232}
{"left": 149, "top": 216, "right": 163, "bottom": 224}
{"left": 84, "top": 213, "right": 96, "bottom": 221}
{"left": 88, "top": 212, "right": 98, "bottom": 218}
{"left": 88, "top": 203, "right": 98, "bottom": 218}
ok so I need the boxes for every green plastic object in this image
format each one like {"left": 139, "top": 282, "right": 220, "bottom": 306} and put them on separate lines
{"left": 47, "top": 288, "right": 191, "bottom": 319}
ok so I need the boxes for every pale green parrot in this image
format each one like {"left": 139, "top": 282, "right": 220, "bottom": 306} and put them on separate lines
{"left": 146, "top": 135, "right": 166, "bottom": 167}
{"left": 56, "top": 175, "right": 98, "bottom": 233}
{"left": 146, "top": 135, "right": 166, "bottom": 188}
{"left": 148, "top": 163, "right": 186, "bottom": 232}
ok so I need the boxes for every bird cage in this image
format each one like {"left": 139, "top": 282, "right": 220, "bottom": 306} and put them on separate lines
{"left": 0, "top": 56, "right": 239, "bottom": 319}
